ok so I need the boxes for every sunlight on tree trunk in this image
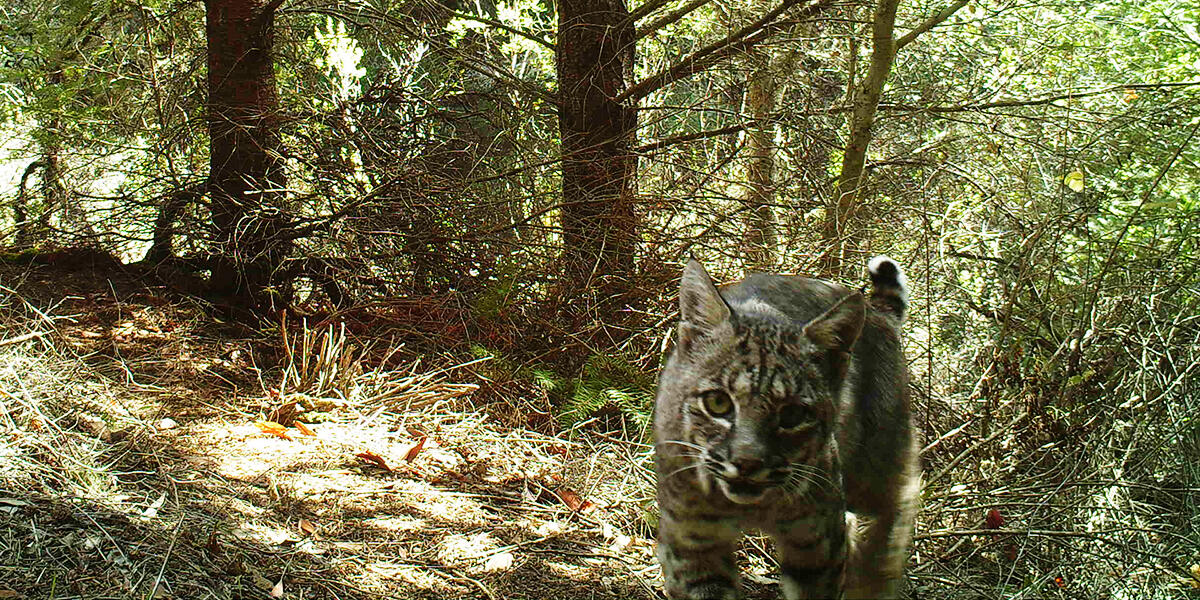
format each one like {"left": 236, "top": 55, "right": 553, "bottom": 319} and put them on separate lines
{"left": 556, "top": 0, "right": 639, "bottom": 323}
{"left": 205, "top": 0, "right": 291, "bottom": 315}
{"left": 741, "top": 47, "right": 779, "bottom": 272}
{"left": 822, "top": 0, "right": 900, "bottom": 278}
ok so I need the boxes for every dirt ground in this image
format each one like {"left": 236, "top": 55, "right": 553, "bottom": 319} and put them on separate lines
{"left": 0, "top": 257, "right": 785, "bottom": 600}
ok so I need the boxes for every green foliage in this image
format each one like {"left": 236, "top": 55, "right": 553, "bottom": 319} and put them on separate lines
{"left": 558, "top": 353, "right": 655, "bottom": 431}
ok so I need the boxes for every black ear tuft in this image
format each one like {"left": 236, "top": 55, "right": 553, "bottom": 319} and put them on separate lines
{"left": 677, "top": 259, "right": 731, "bottom": 353}
{"left": 803, "top": 291, "right": 866, "bottom": 353}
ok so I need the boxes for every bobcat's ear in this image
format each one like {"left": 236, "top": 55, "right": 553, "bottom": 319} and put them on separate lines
{"left": 678, "top": 259, "right": 731, "bottom": 354}
{"left": 803, "top": 291, "right": 866, "bottom": 354}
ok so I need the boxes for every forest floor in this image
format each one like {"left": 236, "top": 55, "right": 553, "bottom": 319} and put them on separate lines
{"left": 0, "top": 257, "right": 785, "bottom": 600}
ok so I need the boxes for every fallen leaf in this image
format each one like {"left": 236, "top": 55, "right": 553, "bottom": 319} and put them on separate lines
{"left": 0, "top": 590, "right": 23, "bottom": 598}
{"left": 157, "top": 418, "right": 178, "bottom": 430}
{"left": 299, "top": 519, "right": 317, "bottom": 537}
{"left": 1054, "top": 575, "right": 1066, "bottom": 588}
{"left": 251, "top": 571, "right": 274, "bottom": 591}
{"left": 484, "top": 551, "right": 515, "bottom": 571}
{"left": 271, "top": 578, "right": 285, "bottom": 598}
{"left": 985, "top": 508, "right": 1004, "bottom": 529}
{"left": 294, "top": 421, "right": 316, "bottom": 437}
{"left": 403, "top": 437, "right": 427, "bottom": 463}
{"left": 356, "top": 450, "right": 393, "bottom": 472}
{"left": 556, "top": 487, "right": 595, "bottom": 513}
{"left": 255, "top": 421, "right": 293, "bottom": 441}
{"left": 1122, "top": 88, "right": 1139, "bottom": 103}
{"left": 204, "top": 532, "right": 223, "bottom": 556}
{"left": 143, "top": 493, "right": 167, "bottom": 519}
{"left": 267, "top": 401, "right": 299, "bottom": 427}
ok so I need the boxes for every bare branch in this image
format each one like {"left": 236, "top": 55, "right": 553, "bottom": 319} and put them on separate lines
{"left": 895, "top": 0, "right": 969, "bottom": 50}
{"left": 619, "top": 0, "right": 832, "bottom": 103}
{"left": 636, "top": 0, "right": 715, "bottom": 39}
{"left": 636, "top": 123, "right": 745, "bottom": 153}
{"left": 628, "top": 0, "right": 677, "bottom": 23}
{"left": 445, "top": 8, "right": 554, "bottom": 50}
{"left": 881, "top": 81, "right": 1200, "bottom": 113}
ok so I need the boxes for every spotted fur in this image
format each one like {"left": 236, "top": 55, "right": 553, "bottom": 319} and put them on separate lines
{"left": 654, "top": 257, "right": 920, "bottom": 599}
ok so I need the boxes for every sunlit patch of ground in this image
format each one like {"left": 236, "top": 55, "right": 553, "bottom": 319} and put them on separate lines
{"left": 0, "top": 262, "right": 672, "bottom": 599}
{"left": 0, "top": 259, "right": 796, "bottom": 599}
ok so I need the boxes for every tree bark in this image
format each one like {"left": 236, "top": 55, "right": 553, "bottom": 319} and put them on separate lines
{"left": 821, "top": 0, "right": 901, "bottom": 277}
{"left": 741, "top": 47, "right": 780, "bottom": 272}
{"left": 556, "top": 0, "right": 639, "bottom": 315}
{"left": 205, "top": 0, "right": 291, "bottom": 315}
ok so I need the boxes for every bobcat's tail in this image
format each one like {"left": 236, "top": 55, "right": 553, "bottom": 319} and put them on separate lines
{"left": 867, "top": 255, "right": 908, "bottom": 323}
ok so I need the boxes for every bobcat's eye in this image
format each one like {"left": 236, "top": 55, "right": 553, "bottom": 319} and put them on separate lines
{"left": 700, "top": 390, "right": 734, "bottom": 418}
{"left": 778, "top": 404, "right": 814, "bottom": 430}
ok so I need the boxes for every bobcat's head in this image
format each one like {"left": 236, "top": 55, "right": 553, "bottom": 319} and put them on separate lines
{"left": 656, "top": 260, "right": 865, "bottom": 505}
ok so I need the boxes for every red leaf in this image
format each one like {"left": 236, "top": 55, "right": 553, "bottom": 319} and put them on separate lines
{"left": 1054, "top": 576, "right": 1066, "bottom": 589}
{"left": 556, "top": 488, "right": 595, "bottom": 513}
{"left": 356, "top": 450, "right": 393, "bottom": 472}
{"left": 403, "top": 437, "right": 427, "bottom": 463}
{"left": 985, "top": 508, "right": 1004, "bottom": 529}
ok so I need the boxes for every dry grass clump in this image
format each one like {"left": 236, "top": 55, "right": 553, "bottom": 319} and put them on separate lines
{"left": 0, "top": 279, "right": 669, "bottom": 599}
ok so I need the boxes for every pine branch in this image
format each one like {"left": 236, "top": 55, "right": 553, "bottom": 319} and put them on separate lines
{"left": 618, "top": 0, "right": 832, "bottom": 103}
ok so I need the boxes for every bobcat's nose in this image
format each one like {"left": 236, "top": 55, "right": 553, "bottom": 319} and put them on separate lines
{"left": 731, "top": 457, "right": 765, "bottom": 478}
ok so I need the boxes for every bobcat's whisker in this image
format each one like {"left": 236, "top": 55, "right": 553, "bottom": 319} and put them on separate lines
{"left": 662, "top": 461, "right": 704, "bottom": 480}
{"left": 656, "top": 439, "right": 706, "bottom": 452}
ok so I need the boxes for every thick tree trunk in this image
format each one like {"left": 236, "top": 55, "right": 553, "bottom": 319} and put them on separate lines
{"left": 556, "top": 0, "right": 639, "bottom": 317}
{"left": 741, "top": 47, "right": 779, "bottom": 272}
{"left": 205, "top": 0, "right": 291, "bottom": 315}
{"left": 821, "top": 0, "right": 900, "bottom": 277}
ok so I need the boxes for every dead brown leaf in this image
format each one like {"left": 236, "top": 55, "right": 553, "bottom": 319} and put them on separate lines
{"left": 556, "top": 487, "right": 595, "bottom": 513}
{"left": 403, "top": 437, "right": 427, "bottom": 463}
{"left": 254, "top": 421, "right": 293, "bottom": 441}
{"left": 299, "top": 519, "right": 317, "bottom": 537}
{"left": 293, "top": 421, "right": 316, "bottom": 437}
{"left": 267, "top": 401, "right": 299, "bottom": 427}
{"left": 356, "top": 450, "right": 393, "bottom": 472}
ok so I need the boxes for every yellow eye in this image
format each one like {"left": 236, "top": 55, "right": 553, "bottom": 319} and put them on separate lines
{"left": 701, "top": 390, "right": 734, "bottom": 417}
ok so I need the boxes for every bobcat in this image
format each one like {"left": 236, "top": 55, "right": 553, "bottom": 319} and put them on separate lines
{"left": 653, "top": 256, "right": 920, "bottom": 600}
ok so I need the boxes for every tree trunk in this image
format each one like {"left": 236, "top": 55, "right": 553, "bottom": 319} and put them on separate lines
{"left": 821, "top": 0, "right": 900, "bottom": 277}
{"left": 741, "top": 47, "right": 779, "bottom": 272}
{"left": 556, "top": 0, "right": 639, "bottom": 318}
{"left": 205, "top": 0, "right": 291, "bottom": 315}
